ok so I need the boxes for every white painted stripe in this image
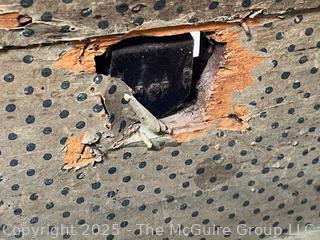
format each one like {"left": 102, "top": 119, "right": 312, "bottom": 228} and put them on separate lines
{"left": 190, "top": 31, "right": 200, "bottom": 58}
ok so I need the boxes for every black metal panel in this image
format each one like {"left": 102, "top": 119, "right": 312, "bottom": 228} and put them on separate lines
{"left": 106, "top": 34, "right": 194, "bottom": 117}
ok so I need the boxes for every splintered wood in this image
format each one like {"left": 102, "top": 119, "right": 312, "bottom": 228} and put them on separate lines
{"left": 56, "top": 19, "right": 264, "bottom": 142}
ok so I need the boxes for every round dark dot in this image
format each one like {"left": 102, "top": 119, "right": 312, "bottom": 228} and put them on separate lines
{"left": 154, "top": 187, "right": 161, "bottom": 194}
{"left": 119, "top": 120, "right": 126, "bottom": 129}
{"left": 265, "top": 87, "right": 273, "bottom": 94}
{"left": 43, "top": 99, "right": 52, "bottom": 108}
{"left": 22, "top": 28, "right": 34, "bottom": 37}
{"left": 122, "top": 199, "right": 130, "bottom": 206}
{"left": 236, "top": 172, "right": 243, "bottom": 178}
{"left": 109, "top": 113, "right": 115, "bottom": 124}
{"left": 63, "top": 0, "right": 73, "bottom": 3}
{"left": 251, "top": 159, "right": 258, "bottom": 165}
{"left": 248, "top": 180, "right": 255, "bottom": 186}
{"left": 276, "top": 32, "right": 285, "bottom": 40}
{"left": 139, "top": 204, "right": 146, "bottom": 211}
{"left": 240, "top": 150, "right": 247, "bottom": 156}
{"left": 62, "top": 211, "right": 70, "bottom": 218}
{"left": 176, "top": 6, "right": 183, "bottom": 14}
{"left": 133, "top": 17, "right": 144, "bottom": 26}
{"left": 26, "top": 169, "right": 35, "bottom": 176}
{"left": 6, "top": 103, "right": 16, "bottom": 112}
{"left": 225, "top": 163, "right": 233, "bottom": 170}
{"left": 185, "top": 159, "right": 192, "bottom": 165}
{"left": 11, "top": 184, "right": 20, "bottom": 191}
{"left": 137, "top": 185, "right": 145, "bottom": 192}
{"left": 123, "top": 176, "right": 131, "bottom": 182}
{"left": 305, "top": 27, "right": 313, "bottom": 36}
{"left": 8, "top": 133, "right": 17, "bottom": 140}
{"left": 80, "top": 8, "right": 92, "bottom": 17}
{"left": 21, "top": 0, "right": 33, "bottom": 8}
{"left": 77, "top": 92, "right": 87, "bottom": 101}
{"left": 310, "top": 67, "right": 318, "bottom": 74}
{"left": 243, "top": 200, "right": 250, "bottom": 207}
{"left": 196, "top": 168, "right": 205, "bottom": 175}
{"left": 76, "top": 121, "right": 86, "bottom": 129}
{"left": 61, "top": 187, "right": 70, "bottom": 196}
{"left": 10, "top": 159, "right": 19, "bottom": 167}
{"left": 93, "top": 104, "right": 103, "bottom": 113}
{"left": 292, "top": 81, "right": 301, "bottom": 89}
{"left": 116, "top": 3, "right": 129, "bottom": 13}
{"left": 228, "top": 140, "right": 236, "bottom": 147}
{"left": 43, "top": 127, "right": 52, "bottom": 134}
{"left": 41, "top": 68, "right": 52, "bottom": 77}
{"left": 288, "top": 108, "right": 295, "bottom": 114}
{"left": 92, "top": 205, "right": 100, "bottom": 212}
{"left": 107, "top": 213, "right": 116, "bottom": 220}
{"left": 294, "top": 15, "right": 303, "bottom": 23}
{"left": 123, "top": 152, "right": 131, "bottom": 160}
{"left": 169, "top": 173, "right": 176, "bottom": 179}
{"left": 255, "top": 136, "right": 263, "bottom": 142}
{"left": 209, "top": 1, "right": 219, "bottom": 9}
{"left": 285, "top": 163, "right": 294, "bottom": 170}
{"left": 154, "top": 0, "right": 166, "bottom": 10}
{"left": 207, "top": 198, "right": 214, "bottom": 204}
{"left": 312, "top": 157, "right": 319, "bottom": 164}
{"left": 171, "top": 150, "right": 179, "bottom": 157}
{"left": 4, "top": 73, "right": 14, "bottom": 82}
{"left": 182, "top": 181, "right": 189, "bottom": 188}
{"left": 76, "top": 197, "right": 85, "bottom": 204}
{"left": 218, "top": 206, "right": 225, "bottom": 212}
{"left": 24, "top": 86, "right": 34, "bottom": 95}
{"left": 60, "top": 25, "right": 71, "bottom": 33}
{"left": 44, "top": 178, "right": 53, "bottom": 185}
{"left": 209, "top": 176, "right": 217, "bottom": 183}
{"left": 41, "top": 12, "right": 53, "bottom": 21}
{"left": 98, "top": 20, "right": 109, "bottom": 29}
{"left": 61, "top": 81, "right": 70, "bottom": 89}
{"left": 212, "top": 154, "right": 221, "bottom": 161}
{"left": 221, "top": 185, "right": 228, "bottom": 191}
{"left": 93, "top": 74, "right": 103, "bottom": 84}
{"left": 272, "top": 60, "right": 278, "bottom": 68}
{"left": 276, "top": 97, "right": 284, "bottom": 104}
{"left": 108, "top": 85, "right": 117, "bottom": 94}
{"left": 297, "top": 171, "right": 304, "bottom": 177}
{"left": 120, "top": 221, "right": 128, "bottom": 228}
{"left": 299, "top": 56, "right": 308, "bottom": 64}
{"left": 263, "top": 22, "right": 273, "bottom": 28}
{"left": 189, "top": 17, "right": 199, "bottom": 23}
{"left": 138, "top": 161, "right": 146, "bottom": 169}
{"left": 271, "top": 122, "right": 279, "bottom": 129}
{"left": 14, "top": 208, "right": 22, "bottom": 215}
{"left": 287, "top": 44, "right": 295, "bottom": 52}
{"left": 106, "top": 191, "right": 116, "bottom": 198}
{"left": 26, "top": 143, "right": 36, "bottom": 151}
{"left": 200, "top": 145, "right": 209, "bottom": 152}
{"left": 91, "top": 182, "right": 101, "bottom": 190}
{"left": 108, "top": 167, "right": 117, "bottom": 174}
{"left": 314, "top": 104, "right": 320, "bottom": 111}
{"left": 281, "top": 71, "right": 290, "bottom": 79}
{"left": 46, "top": 202, "right": 54, "bottom": 209}
{"left": 43, "top": 153, "right": 52, "bottom": 160}
{"left": 297, "top": 117, "right": 304, "bottom": 124}
{"left": 242, "top": 0, "right": 251, "bottom": 7}
{"left": 30, "top": 193, "right": 39, "bottom": 200}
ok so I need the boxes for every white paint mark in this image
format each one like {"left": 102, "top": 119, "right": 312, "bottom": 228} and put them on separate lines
{"left": 190, "top": 31, "right": 200, "bottom": 58}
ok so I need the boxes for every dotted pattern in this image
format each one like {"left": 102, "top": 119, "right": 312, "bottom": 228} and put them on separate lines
{"left": 0, "top": 2, "right": 320, "bottom": 240}
{"left": 1, "top": 0, "right": 320, "bottom": 47}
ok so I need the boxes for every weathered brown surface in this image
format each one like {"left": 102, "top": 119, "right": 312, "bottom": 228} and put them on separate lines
{"left": 0, "top": 12, "right": 20, "bottom": 29}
